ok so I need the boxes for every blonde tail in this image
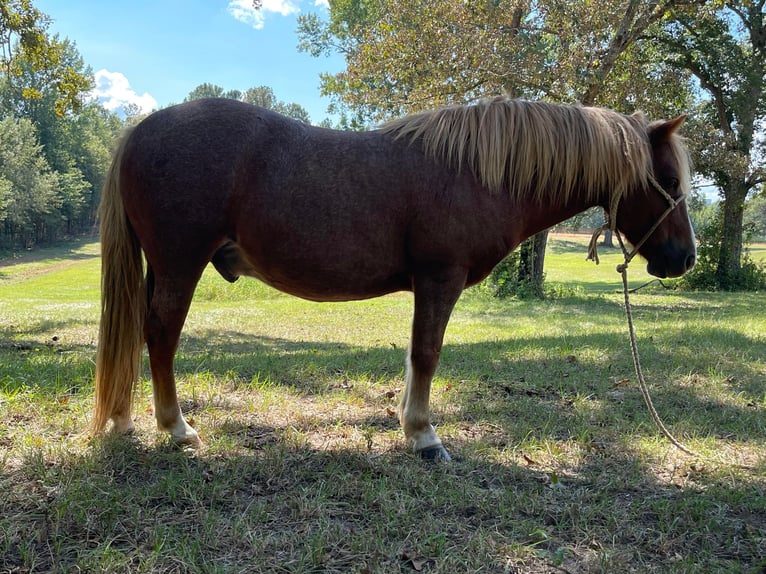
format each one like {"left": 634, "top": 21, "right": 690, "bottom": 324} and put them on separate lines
{"left": 92, "top": 130, "right": 146, "bottom": 434}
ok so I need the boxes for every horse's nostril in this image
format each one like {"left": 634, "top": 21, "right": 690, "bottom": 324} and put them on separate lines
{"left": 686, "top": 254, "right": 696, "bottom": 270}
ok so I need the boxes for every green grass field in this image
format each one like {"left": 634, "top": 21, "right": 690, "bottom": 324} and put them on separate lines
{"left": 1, "top": 236, "right": 764, "bottom": 573}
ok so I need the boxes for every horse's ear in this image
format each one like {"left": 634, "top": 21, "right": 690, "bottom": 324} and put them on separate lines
{"left": 650, "top": 114, "right": 687, "bottom": 143}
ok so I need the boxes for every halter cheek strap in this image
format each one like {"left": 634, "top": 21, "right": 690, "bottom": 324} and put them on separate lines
{"left": 587, "top": 175, "right": 682, "bottom": 269}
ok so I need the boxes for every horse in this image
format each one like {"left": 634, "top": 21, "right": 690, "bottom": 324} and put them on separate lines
{"left": 92, "top": 96, "right": 695, "bottom": 461}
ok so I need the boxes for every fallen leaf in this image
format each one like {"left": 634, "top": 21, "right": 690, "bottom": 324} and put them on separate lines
{"left": 522, "top": 453, "right": 538, "bottom": 466}
{"left": 400, "top": 549, "right": 417, "bottom": 561}
{"left": 400, "top": 549, "right": 432, "bottom": 571}
{"left": 611, "top": 378, "right": 631, "bottom": 388}
{"left": 386, "top": 407, "right": 397, "bottom": 417}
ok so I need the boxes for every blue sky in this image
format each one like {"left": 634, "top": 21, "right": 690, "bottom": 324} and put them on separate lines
{"left": 35, "top": 0, "right": 345, "bottom": 123}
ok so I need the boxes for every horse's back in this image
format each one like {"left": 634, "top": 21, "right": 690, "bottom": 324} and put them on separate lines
{"left": 117, "top": 99, "right": 420, "bottom": 299}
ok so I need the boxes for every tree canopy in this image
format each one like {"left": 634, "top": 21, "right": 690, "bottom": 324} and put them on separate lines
{"left": 0, "top": 1, "right": 120, "bottom": 248}
{"left": 0, "top": 0, "right": 91, "bottom": 115}
{"left": 184, "top": 83, "right": 311, "bottom": 124}
{"left": 659, "top": 0, "right": 765, "bottom": 288}
{"left": 298, "top": 0, "right": 765, "bottom": 291}
{"left": 298, "top": 0, "right": 699, "bottom": 121}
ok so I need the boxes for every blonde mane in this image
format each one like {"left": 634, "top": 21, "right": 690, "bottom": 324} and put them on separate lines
{"left": 380, "top": 97, "right": 681, "bottom": 206}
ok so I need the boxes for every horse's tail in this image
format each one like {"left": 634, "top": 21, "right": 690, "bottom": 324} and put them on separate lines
{"left": 92, "top": 129, "right": 146, "bottom": 435}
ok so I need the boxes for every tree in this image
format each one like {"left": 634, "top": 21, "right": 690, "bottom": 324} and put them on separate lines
{"left": 0, "top": 28, "right": 121, "bottom": 246}
{"left": 184, "top": 82, "right": 230, "bottom": 101}
{"left": 0, "top": 36, "right": 120, "bottom": 237}
{"left": 184, "top": 83, "right": 311, "bottom": 123}
{"left": 0, "top": 117, "right": 58, "bottom": 246}
{"left": 659, "top": 0, "right": 765, "bottom": 289}
{"left": 298, "top": 0, "right": 699, "bottom": 296}
{"left": 0, "top": 1, "right": 91, "bottom": 115}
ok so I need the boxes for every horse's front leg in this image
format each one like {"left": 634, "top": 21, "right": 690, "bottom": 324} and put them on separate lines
{"left": 399, "top": 269, "right": 466, "bottom": 461}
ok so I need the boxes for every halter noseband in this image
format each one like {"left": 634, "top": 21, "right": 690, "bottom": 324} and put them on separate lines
{"left": 587, "top": 176, "right": 683, "bottom": 270}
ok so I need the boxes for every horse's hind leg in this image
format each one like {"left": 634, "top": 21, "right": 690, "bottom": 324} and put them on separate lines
{"left": 144, "top": 264, "right": 202, "bottom": 446}
{"left": 399, "top": 269, "right": 466, "bottom": 461}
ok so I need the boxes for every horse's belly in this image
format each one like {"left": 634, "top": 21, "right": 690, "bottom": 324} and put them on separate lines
{"left": 211, "top": 240, "right": 410, "bottom": 302}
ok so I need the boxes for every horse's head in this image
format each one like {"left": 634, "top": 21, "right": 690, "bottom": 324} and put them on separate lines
{"left": 615, "top": 115, "right": 696, "bottom": 279}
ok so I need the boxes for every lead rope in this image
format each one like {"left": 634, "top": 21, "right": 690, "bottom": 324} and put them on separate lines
{"left": 588, "top": 178, "right": 698, "bottom": 457}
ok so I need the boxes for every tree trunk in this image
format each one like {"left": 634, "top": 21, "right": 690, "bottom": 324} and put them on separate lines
{"left": 716, "top": 181, "right": 749, "bottom": 289}
{"left": 517, "top": 231, "right": 548, "bottom": 297}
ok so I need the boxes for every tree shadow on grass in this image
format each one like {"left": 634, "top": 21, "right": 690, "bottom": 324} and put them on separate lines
{"left": 5, "top": 409, "right": 765, "bottom": 574}
{"left": 164, "top": 321, "right": 766, "bottom": 444}
{"left": 0, "top": 236, "right": 98, "bottom": 268}
{"left": 2, "top": 316, "right": 764, "bottom": 443}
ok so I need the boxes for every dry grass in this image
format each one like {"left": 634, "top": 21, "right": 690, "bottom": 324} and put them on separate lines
{"left": 1, "top": 237, "right": 765, "bottom": 573}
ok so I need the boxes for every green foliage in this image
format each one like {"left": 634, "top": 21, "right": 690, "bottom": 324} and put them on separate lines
{"left": 0, "top": 1, "right": 92, "bottom": 115}
{"left": 184, "top": 83, "right": 311, "bottom": 124}
{"left": 659, "top": 1, "right": 766, "bottom": 289}
{"left": 184, "top": 82, "right": 227, "bottom": 100}
{"left": 0, "top": 94, "right": 120, "bottom": 247}
{"left": 745, "top": 192, "right": 766, "bottom": 241}
{"left": 0, "top": 16, "right": 121, "bottom": 248}
{"left": 481, "top": 251, "right": 548, "bottom": 300}
{"left": 677, "top": 209, "right": 766, "bottom": 291}
{"left": 0, "top": 116, "right": 58, "bottom": 245}
{"left": 298, "top": 0, "right": 696, "bottom": 122}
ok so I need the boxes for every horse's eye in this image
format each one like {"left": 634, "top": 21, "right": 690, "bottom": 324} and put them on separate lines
{"left": 669, "top": 178, "right": 680, "bottom": 191}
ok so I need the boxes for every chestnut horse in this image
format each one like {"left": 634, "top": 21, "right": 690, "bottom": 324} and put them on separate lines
{"left": 93, "top": 97, "right": 695, "bottom": 460}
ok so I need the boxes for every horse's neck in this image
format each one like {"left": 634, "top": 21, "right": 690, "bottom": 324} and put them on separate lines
{"left": 510, "top": 186, "right": 607, "bottom": 243}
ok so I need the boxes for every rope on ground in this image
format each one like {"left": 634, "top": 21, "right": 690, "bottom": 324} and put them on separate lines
{"left": 588, "top": 216, "right": 698, "bottom": 458}
{"left": 617, "top": 259, "right": 698, "bottom": 457}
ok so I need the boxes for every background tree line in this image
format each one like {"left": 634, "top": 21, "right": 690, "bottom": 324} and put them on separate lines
{"left": 0, "top": 1, "right": 119, "bottom": 248}
{"left": 0, "top": 1, "right": 310, "bottom": 251}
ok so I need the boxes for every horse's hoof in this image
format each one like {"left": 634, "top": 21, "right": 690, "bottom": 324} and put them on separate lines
{"left": 111, "top": 416, "right": 136, "bottom": 435}
{"left": 418, "top": 445, "right": 452, "bottom": 462}
{"left": 174, "top": 433, "right": 202, "bottom": 450}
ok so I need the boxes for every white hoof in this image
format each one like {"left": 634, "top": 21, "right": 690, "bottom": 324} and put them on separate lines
{"left": 165, "top": 417, "right": 201, "bottom": 448}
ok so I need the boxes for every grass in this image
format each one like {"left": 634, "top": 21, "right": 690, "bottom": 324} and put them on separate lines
{"left": 1, "top": 235, "right": 765, "bottom": 573}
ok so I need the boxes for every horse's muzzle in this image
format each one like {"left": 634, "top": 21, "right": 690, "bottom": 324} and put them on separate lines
{"left": 647, "top": 249, "right": 696, "bottom": 278}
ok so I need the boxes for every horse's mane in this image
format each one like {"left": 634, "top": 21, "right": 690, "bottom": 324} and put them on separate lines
{"left": 379, "top": 97, "right": 688, "bottom": 205}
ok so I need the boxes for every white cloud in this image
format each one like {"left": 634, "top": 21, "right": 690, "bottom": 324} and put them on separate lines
{"left": 90, "top": 69, "right": 158, "bottom": 115}
{"left": 227, "top": 0, "right": 300, "bottom": 30}
{"left": 314, "top": 0, "right": 329, "bottom": 7}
